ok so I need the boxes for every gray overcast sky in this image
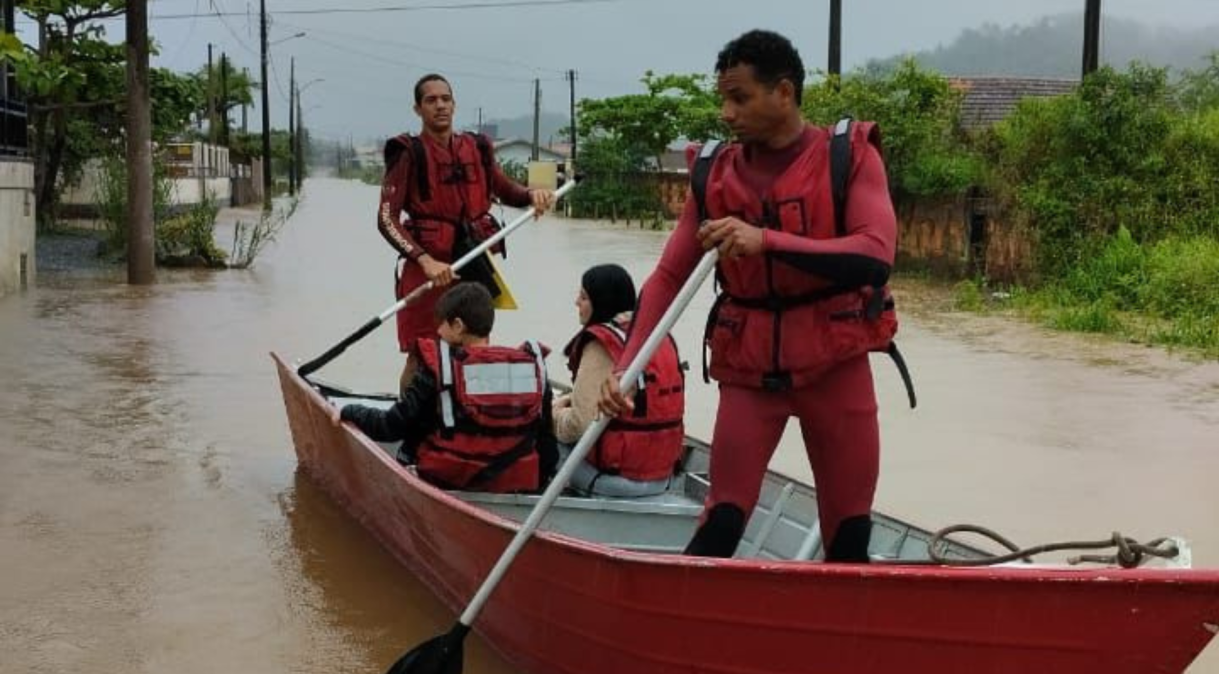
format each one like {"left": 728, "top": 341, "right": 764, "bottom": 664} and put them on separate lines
{"left": 21, "top": 0, "right": 1219, "bottom": 143}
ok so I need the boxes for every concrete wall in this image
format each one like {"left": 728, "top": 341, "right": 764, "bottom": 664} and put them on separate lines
{"left": 668, "top": 187, "right": 1036, "bottom": 282}
{"left": 0, "top": 158, "right": 35, "bottom": 297}
{"left": 895, "top": 196, "right": 1034, "bottom": 282}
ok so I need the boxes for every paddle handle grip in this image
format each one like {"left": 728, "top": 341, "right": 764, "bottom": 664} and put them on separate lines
{"left": 297, "top": 178, "right": 580, "bottom": 379}
{"left": 296, "top": 316, "right": 384, "bottom": 378}
{"left": 458, "top": 248, "right": 719, "bottom": 628}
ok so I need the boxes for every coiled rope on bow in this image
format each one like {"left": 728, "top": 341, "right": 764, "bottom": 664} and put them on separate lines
{"left": 925, "top": 524, "right": 1181, "bottom": 568}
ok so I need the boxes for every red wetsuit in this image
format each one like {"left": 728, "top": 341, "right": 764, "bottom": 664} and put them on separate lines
{"left": 618, "top": 124, "right": 897, "bottom": 557}
{"left": 378, "top": 132, "right": 532, "bottom": 353}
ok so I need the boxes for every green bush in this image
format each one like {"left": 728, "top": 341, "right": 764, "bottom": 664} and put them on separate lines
{"left": 803, "top": 60, "right": 981, "bottom": 200}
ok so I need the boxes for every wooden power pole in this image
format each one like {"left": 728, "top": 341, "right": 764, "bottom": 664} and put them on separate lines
{"left": 1082, "top": 0, "right": 1102, "bottom": 77}
{"left": 126, "top": 0, "right": 154, "bottom": 284}
{"left": 828, "top": 0, "right": 842, "bottom": 79}
{"left": 259, "top": 0, "right": 272, "bottom": 210}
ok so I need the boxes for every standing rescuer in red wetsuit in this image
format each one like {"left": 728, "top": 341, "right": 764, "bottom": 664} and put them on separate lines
{"left": 600, "top": 30, "right": 905, "bottom": 562}
{"left": 379, "top": 73, "right": 556, "bottom": 391}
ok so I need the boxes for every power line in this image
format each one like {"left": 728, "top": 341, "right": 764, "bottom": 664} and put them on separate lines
{"left": 209, "top": 0, "right": 259, "bottom": 58}
{"left": 299, "top": 31, "right": 537, "bottom": 84}
{"left": 150, "top": 0, "right": 621, "bottom": 20}
{"left": 274, "top": 17, "right": 564, "bottom": 76}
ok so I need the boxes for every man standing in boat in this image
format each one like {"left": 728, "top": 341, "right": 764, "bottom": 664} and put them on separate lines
{"left": 335, "top": 283, "right": 558, "bottom": 493}
{"left": 379, "top": 73, "right": 556, "bottom": 392}
{"left": 600, "top": 30, "right": 901, "bottom": 562}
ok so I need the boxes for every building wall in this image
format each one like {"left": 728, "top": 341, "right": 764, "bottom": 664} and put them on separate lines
{"left": 0, "top": 158, "right": 35, "bottom": 298}
{"left": 666, "top": 186, "right": 1035, "bottom": 282}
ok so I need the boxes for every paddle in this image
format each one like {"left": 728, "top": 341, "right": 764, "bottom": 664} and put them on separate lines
{"left": 384, "top": 248, "right": 721, "bottom": 674}
{"left": 297, "top": 178, "right": 581, "bottom": 378}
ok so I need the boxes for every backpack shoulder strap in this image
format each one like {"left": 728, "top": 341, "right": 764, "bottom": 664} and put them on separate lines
{"left": 690, "top": 140, "right": 724, "bottom": 223}
{"left": 409, "top": 134, "right": 431, "bottom": 202}
{"left": 471, "top": 132, "right": 495, "bottom": 193}
{"left": 830, "top": 117, "right": 853, "bottom": 238}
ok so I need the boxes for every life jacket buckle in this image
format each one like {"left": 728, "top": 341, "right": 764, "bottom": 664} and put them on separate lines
{"left": 761, "top": 371, "right": 792, "bottom": 392}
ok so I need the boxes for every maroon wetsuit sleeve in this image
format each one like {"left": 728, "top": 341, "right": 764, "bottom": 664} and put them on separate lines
{"left": 378, "top": 137, "right": 427, "bottom": 260}
{"left": 616, "top": 193, "right": 705, "bottom": 370}
{"left": 764, "top": 141, "right": 897, "bottom": 287}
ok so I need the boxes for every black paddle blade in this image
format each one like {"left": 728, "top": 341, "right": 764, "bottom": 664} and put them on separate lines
{"left": 384, "top": 624, "right": 469, "bottom": 674}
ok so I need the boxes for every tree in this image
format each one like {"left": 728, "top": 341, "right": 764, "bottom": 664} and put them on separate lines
{"left": 194, "top": 55, "right": 254, "bottom": 143}
{"left": 579, "top": 71, "right": 724, "bottom": 168}
{"left": 1, "top": 1, "right": 205, "bottom": 227}
{"left": 8, "top": 0, "right": 125, "bottom": 227}
{"left": 803, "top": 59, "right": 980, "bottom": 201}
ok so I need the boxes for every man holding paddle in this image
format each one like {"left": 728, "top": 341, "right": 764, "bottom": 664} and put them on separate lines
{"left": 379, "top": 73, "right": 556, "bottom": 392}
{"left": 600, "top": 30, "right": 903, "bottom": 563}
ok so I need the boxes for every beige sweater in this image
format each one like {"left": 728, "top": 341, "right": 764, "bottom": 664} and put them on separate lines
{"left": 553, "top": 340, "right": 614, "bottom": 444}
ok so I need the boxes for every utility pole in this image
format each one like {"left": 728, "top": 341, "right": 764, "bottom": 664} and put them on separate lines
{"left": 531, "top": 78, "right": 540, "bottom": 161}
{"left": 295, "top": 91, "right": 304, "bottom": 192}
{"left": 207, "top": 43, "right": 215, "bottom": 143}
{"left": 566, "top": 69, "right": 577, "bottom": 163}
{"left": 477, "top": 106, "right": 483, "bottom": 135}
{"left": 241, "top": 68, "right": 249, "bottom": 134}
{"left": 126, "top": 0, "right": 154, "bottom": 284}
{"left": 828, "top": 0, "right": 842, "bottom": 80}
{"left": 1082, "top": 0, "right": 1101, "bottom": 77}
{"left": 2, "top": 0, "right": 14, "bottom": 100}
{"left": 220, "top": 53, "right": 229, "bottom": 145}
{"left": 259, "top": 0, "right": 272, "bottom": 210}
{"left": 288, "top": 57, "right": 295, "bottom": 196}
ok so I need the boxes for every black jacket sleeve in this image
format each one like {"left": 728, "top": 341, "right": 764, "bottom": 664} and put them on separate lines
{"left": 340, "top": 368, "right": 438, "bottom": 442}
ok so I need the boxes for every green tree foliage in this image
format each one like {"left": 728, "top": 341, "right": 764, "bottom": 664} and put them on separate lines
{"left": 579, "top": 71, "right": 724, "bottom": 167}
{"left": 193, "top": 55, "right": 255, "bottom": 144}
{"left": 987, "top": 64, "right": 1219, "bottom": 273}
{"left": 3, "top": 1, "right": 206, "bottom": 227}
{"left": 1176, "top": 52, "right": 1219, "bottom": 112}
{"left": 567, "top": 135, "right": 662, "bottom": 223}
{"left": 803, "top": 60, "right": 981, "bottom": 200}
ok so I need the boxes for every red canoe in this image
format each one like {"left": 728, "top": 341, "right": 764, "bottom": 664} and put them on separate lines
{"left": 273, "top": 353, "right": 1219, "bottom": 674}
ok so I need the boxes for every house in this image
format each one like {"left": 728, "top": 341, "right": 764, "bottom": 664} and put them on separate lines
{"left": 0, "top": 91, "right": 34, "bottom": 297}
{"left": 492, "top": 138, "right": 568, "bottom": 166}
{"left": 950, "top": 77, "right": 1078, "bottom": 130}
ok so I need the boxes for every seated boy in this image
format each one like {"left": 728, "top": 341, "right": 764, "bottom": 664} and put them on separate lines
{"left": 335, "top": 283, "right": 557, "bottom": 492}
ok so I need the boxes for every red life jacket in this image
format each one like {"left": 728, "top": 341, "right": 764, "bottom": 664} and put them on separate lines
{"left": 415, "top": 338, "right": 547, "bottom": 493}
{"left": 385, "top": 131, "right": 504, "bottom": 262}
{"left": 691, "top": 120, "right": 903, "bottom": 393}
{"left": 564, "top": 320, "right": 685, "bottom": 481}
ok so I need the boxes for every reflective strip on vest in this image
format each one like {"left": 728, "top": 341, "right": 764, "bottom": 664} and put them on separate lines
{"left": 463, "top": 362, "right": 539, "bottom": 395}
{"left": 439, "top": 341, "right": 456, "bottom": 428}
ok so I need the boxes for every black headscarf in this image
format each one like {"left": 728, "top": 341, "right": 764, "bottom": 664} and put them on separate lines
{"left": 582, "top": 264, "right": 636, "bottom": 325}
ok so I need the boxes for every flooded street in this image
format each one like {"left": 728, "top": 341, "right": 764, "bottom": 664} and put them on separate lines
{"left": 2, "top": 176, "right": 1217, "bottom": 673}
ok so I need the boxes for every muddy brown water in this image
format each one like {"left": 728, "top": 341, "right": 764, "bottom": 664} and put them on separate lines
{"left": 2, "top": 178, "right": 1216, "bottom": 673}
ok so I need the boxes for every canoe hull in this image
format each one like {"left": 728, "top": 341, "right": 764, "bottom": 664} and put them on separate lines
{"left": 273, "top": 353, "right": 1219, "bottom": 674}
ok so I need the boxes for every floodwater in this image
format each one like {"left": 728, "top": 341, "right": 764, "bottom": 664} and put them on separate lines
{"left": 2, "top": 177, "right": 1217, "bottom": 673}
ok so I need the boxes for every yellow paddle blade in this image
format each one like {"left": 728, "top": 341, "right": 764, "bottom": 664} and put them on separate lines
{"left": 487, "top": 252, "right": 518, "bottom": 310}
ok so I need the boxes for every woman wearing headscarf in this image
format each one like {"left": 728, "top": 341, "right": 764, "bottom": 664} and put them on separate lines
{"left": 555, "top": 264, "right": 686, "bottom": 497}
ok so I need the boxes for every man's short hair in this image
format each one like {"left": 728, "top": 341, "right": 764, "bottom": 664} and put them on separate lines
{"left": 414, "top": 73, "right": 451, "bottom": 105}
{"left": 715, "top": 30, "right": 805, "bottom": 105}
{"left": 435, "top": 283, "right": 494, "bottom": 337}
